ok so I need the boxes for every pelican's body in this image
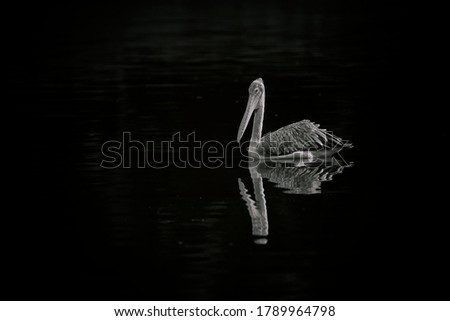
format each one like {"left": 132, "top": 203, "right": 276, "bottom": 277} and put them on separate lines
{"left": 237, "top": 78, "right": 352, "bottom": 160}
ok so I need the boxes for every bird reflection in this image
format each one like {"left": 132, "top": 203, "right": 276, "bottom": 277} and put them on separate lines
{"left": 238, "top": 172, "right": 268, "bottom": 245}
{"left": 238, "top": 157, "right": 352, "bottom": 245}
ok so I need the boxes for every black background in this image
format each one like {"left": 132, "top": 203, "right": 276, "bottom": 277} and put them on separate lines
{"left": 5, "top": 0, "right": 449, "bottom": 300}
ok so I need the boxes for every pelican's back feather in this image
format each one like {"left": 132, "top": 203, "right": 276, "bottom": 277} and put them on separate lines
{"left": 258, "top": 120, "right": 349, "bottom": 156}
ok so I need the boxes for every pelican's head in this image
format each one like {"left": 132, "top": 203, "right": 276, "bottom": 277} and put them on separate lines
{"left": 237, "top": 78, "right": 265, "bottom": 142}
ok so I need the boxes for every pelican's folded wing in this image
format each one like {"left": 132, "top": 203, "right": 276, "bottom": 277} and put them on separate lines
{"left": 258, "top": 120, "right": 346, "bottom": 156}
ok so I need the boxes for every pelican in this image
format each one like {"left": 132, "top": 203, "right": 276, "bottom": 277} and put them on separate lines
{"left": 237, "top": 78, "right": 353, "bottom": 160}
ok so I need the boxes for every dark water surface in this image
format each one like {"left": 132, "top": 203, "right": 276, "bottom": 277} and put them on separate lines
{"left": 11, "top": 1, "right": 444, "bottom": 300}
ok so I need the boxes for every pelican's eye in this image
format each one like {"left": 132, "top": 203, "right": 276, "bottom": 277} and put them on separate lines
{"left": 254, "top": 88, "right": 259, "bottom": 94}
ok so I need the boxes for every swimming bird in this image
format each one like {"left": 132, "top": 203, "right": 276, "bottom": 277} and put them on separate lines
{"left": 237, "top": 78, "right": 352, "bottom": 160}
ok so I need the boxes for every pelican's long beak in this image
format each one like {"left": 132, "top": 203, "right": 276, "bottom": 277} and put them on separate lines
{"left": 237, "top": 93, "right": 259, "bottom": 142}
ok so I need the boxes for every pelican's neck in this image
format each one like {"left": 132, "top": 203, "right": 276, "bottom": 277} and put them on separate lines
{"left": 250, "top": 92, "right": 265, "bottom": 149}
